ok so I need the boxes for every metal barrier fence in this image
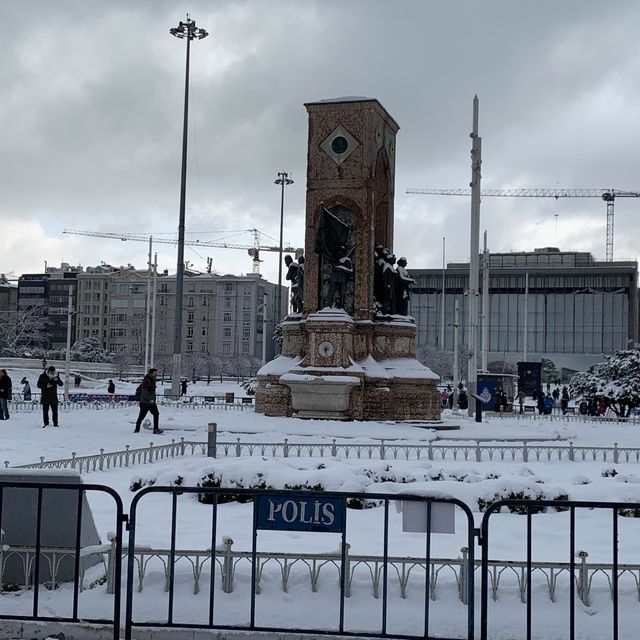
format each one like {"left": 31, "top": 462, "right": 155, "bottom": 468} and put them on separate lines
{"left": 0, "top": 482, "right": 638, "bottom": 640}
{"left": 124, "top": 487, "right": 476, "bottom": 640}
{"left": 480, "top": 499, "right": 640, "bottom": 640}
{"left": 0, "top": 481, "right": 125, "bottom": 640}
{"left": 8, "top": 395, "right": 255, "bottom": 412}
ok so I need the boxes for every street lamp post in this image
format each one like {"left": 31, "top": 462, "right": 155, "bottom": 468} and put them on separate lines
{"left": 169, "top": 15, "right": 208, "bottom": 397}
{"left": 274, "top": 171, "right": 294, "bottom": 352}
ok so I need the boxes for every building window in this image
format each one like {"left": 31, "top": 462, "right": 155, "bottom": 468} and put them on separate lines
{"left": 187, "top": 342, "right": 193, "bottom": 352}
{"left": 222, "top": 342, "right": 231, "bottom": 354}
{"left": 187, "top": 311, "right": 194, "bottom": 324}
{"left": 225, "top": 283, "right": 233, "bottom": 293}
{"left": 187, "top": 326, "right": 194, "bottom": 338}
{"left": 223, "top": 327, "right": 232, "bottom": 338}
{"left": 225, "top": 297, "right": 232, "bottom": 309}
{"left": 160, "top": 283, "right": 168, "bottom": 293}
{"left": 188, "top": 297, "right": 194, "bottom": 308}
{"left": 223, "top": 312, "right": 231, "bottom": 323}
{"left": 243, "top": 312, "right": 250, "bottom": 323}
{"left": 243, "top": 327, "right": 250, "bottom": 340}
{"left": 202, "top": 296, "right": 208, "bottom": 306}
{"left": 242, "top": 343, "right": 250, "bottom": 355}
{"left": 201, "top": 342, "right": 207, "bottom": 352}
{"left": 202, "top": 327, "right": 207, "bottom": 336}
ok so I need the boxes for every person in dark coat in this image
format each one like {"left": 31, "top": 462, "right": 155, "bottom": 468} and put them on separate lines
{"left": 107, "top": 379, "right": 116, "bottom": 402}
{"left": 0, "top": 369, "right": 12, "bottom": 420}
{"left": 536, "top": 389, "right": 545, "bottom": 415}
{"left": 37, "top": 366, "right": 63, "bottom": 427}
{"left": 135, "top": 368, "right": 162, "bottom": 434}
{"left": 181, "top": 379, "right": 188, "bottom": 396}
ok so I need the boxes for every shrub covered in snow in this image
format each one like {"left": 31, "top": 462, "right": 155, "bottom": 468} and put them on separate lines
{"left": 570, "top": 349, "right": 640, "bottom": 417}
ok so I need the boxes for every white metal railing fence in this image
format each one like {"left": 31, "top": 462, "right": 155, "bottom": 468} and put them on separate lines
{"left": 107, "top": 537, "right": 639, "bottom": 606}
{"left": 2, "top": 536, "right": 634, "bottom": 608}
{"left": 9, "top": 435, "right": 640, "bottom": 475}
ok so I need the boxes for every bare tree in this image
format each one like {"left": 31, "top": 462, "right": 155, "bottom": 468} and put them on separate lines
{"left": 0, "top": 303, "right": 48, "bottom": 355}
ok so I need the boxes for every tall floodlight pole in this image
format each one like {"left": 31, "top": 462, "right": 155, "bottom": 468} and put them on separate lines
{"left": 523, "top": 272, "right": 529, "bottom": 362}
{"left": 440, "top": 237, "right": 446, "bottom": 350}
{"left": 150, "top": 252, "right": 158, "bottom": 369}
{"left": 274, "top": 171, "right": 294, "bottom": 352}
{"left": 170, "top": 15, "right": 208, "bottom": 396}
{"left": 144, "top": 236, "right": 153, "bottom": 371}
{"left": 452, "top": 298, "right": 460, "bottom": 414}
{"left": 481, "top": 230, "right": 489, "bottom": 372}
{"left": 64, "top": 287, "right": 73, "bottom": 400}
{"left": 468, "top": 95, "right": 482, "bottom": 416}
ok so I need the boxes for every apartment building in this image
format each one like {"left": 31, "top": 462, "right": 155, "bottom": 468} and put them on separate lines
{"left": 75, "top": 265, "right": 286, "bottom": 372}
{"left": 17, "top": 263, "right": 80, "bottom": 350}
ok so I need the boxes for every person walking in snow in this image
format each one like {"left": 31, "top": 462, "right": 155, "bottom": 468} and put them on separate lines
{"left": 37, "top": 366, "right": 63, "bottom": 427}
{"left": 0, "top": 369, "right": 12, "bottom": 420}
{"left": 181, "top": 379, "right": 188, "bottom": 396}
{"left": 517, "top": 390, "right": 526, "bottom": 414}
{"left": 107, "top": 379, "right": 116, "bottom": 402}
{"left": 134, "top": 368, "right": 162, "bottom": 434}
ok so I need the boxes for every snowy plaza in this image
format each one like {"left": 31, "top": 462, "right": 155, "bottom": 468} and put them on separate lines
{"left": 0, "top": 374, "right": 638, "bottom": 640}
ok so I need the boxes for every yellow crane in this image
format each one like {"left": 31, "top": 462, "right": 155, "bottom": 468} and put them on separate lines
{"left": 63, "top": 228, "right": 301, "bottom": 274}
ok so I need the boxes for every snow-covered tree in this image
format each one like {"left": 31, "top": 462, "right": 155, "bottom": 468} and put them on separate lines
{"left": 70, "top": 336, "right": 114, "bottom": 363}
{"left": 569, "top": 350, "right": 640, "bottom": 418}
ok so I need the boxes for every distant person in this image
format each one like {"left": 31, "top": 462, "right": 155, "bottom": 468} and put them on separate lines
{"left": 543, "top": 393, "right": 554, "bottom": 415}
{"left": 552, "top": 387, "right": 560, "bottom": 402}
{"left": 458, "top": 389, "right": 468, "bottom": 410}
{"left": 21, "top": 377, "right": 32, "bottom": 401}
{"left": 587, "top": 398, "right": 598, "bottom": 416}
{"left": 579, "top": 400, "right": 588, "bottom": 416}
{"left": 74, "top": 374, "right": 81, "bottom": 388}
{"left": 37, "top": 366, "right": 63, "bottom": 427}
{"left": 517, "top": 390, "right": 526, "bottom": 414}
{"left": 107, "top": 379, "right": 116, "bottom": 402}
{"left": 536, "top": 390, "right": 545, "bottom": 415}
{"left": 560, "top": 387, "right": 570, "bottom": 415}
{"left": 181, "top": 379, "right": 188, "bottom": 396}
{"left": 135, "top": 368, "right": 162, "bottom": 434}
{"left": 0, "top": 369, "right": 12, "bottom": 420}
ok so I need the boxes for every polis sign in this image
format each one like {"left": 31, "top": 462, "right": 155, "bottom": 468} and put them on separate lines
{"left": 256, "top": 495, "right": 345, "bottom": 533}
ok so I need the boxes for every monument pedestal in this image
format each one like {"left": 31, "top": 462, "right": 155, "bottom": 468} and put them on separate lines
{"left": 255, "top": 309, "right": 441, "bottom": 420}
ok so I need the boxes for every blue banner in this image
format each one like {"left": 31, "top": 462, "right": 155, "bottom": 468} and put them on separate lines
{"left": 256, "top": 495, "right": 345, "bottom": 533}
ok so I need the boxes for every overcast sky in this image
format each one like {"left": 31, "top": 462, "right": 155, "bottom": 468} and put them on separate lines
{"left": 2, "top": 0, "right": 639, "bottom": 283}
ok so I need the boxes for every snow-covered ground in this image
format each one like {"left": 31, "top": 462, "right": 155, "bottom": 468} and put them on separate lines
{"left": 0, "top": 370, "right": 639, "bottom": 639}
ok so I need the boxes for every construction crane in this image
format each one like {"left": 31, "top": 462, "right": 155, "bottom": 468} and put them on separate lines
{"left": 406, "top": 188, "right": 640, "bottom": 261}
{"left": 63, "top": 228, "right": 301, "bottom": 274}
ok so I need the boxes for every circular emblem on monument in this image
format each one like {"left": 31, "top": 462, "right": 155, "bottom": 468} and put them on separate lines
{"left": 317, "top": 340, "right": 335, "bottom": 358}
{"left": 331, "top": 136, "right": 349, "bottom": 154}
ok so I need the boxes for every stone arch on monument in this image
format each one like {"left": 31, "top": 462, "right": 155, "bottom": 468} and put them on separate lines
{"left": 374, "top": 147, "right": 393, "bottom": 250}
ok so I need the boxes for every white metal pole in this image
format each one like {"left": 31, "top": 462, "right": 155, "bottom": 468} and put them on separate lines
{"left": 144, "top": 237, "right": 153, "bottom": 371}
{"left": 64, "top": 287, "right": 73, "bottom": 400}
{"left": 468, "top": 95, "right": 482, "bottom": 416}
{"left": 261, "top": 293, "right": 268, "bottom": 365}
{"left": 523, "top": 272, "right": 529, "bottom": 362}
{"left": 481, "top": 230, "right": 489, "bottom": 372}
{"left": 150, "top": 252, "right": 158, "bottom": 369}
{"left": 440, "top": 236, "right": 446, "bottom": 350}
{"left": 453, "top": 298, "right": 460, "bottom": 413}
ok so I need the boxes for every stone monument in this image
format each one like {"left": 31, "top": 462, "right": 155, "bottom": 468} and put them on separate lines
{"left": 256, "top": 97, "right": 441, "bottom": 420}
